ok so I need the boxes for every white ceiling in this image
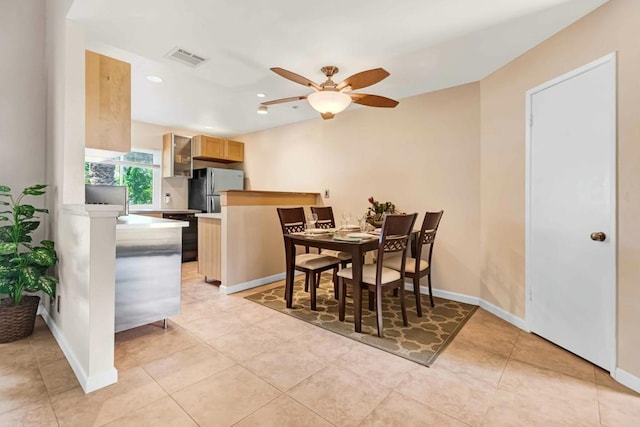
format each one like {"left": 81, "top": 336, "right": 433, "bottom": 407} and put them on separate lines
{"left": 68, "top": 0, "right": 607, "bottom": 137}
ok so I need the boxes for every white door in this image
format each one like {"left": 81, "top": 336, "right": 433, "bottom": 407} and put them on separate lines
{"left": 526, "top": 53, "right": 616, "bottom": 371}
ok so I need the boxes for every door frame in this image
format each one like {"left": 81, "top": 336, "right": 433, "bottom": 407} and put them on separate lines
{"left": 524, "top": 52, "right": 617, "bottom": 372}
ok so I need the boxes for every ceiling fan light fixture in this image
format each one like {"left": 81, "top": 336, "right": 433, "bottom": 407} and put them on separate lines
{"left": 257, "top": 105, "right": 268, "bottom": 115}
{"left": 307, "top": 91, "right": 351, "bottom": 115}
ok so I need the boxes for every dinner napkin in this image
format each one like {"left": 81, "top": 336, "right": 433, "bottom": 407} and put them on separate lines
{"left": 333, "top": 236, "right": 361, "bottom": 242}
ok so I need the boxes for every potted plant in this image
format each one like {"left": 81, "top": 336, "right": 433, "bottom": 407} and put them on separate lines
{"left": 365, "top": 196, "right": 397, "bottom": 228}
{"left": 0, "top": 184, "right": 58, "bottom": 343}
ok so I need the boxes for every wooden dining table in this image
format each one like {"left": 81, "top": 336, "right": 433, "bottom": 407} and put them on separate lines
{"left": 283, "top": 231, "right": 381, "bottom": 333}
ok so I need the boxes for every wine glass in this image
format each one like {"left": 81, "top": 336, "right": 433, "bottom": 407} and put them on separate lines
{"left": 341, "top": 211, "right": 351, "bottom": 228}
{"left": 307, "top": 213, "right": 318, "bottom": 230}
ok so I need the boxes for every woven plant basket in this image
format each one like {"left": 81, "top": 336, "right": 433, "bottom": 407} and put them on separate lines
{"left": 0, "top": 295, "right": 40, "bottom": 343}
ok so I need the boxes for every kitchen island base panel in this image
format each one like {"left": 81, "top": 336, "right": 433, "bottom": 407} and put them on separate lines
{"left": 115, "top": 227, "right": 182, "bottom": 333}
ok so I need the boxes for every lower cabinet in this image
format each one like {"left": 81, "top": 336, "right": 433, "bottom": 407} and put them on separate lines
{"left": 115, "top": 226, "right": 181, "bottom": 332}
{"left": 198, "top": 216, "right": 222, "bottom": 281}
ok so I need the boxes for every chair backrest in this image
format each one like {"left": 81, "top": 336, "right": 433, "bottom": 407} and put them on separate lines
{"left": 311, "top": 206, "right": 335, "bottom": 229}
{"left": 276, "top": 207, "right": 306, "bottom": 234}
{"left": 375, "top": 213, "right": 418, "bottom": 280}
{"left": 415, "top": 210, "right": 444, "bottom": 266}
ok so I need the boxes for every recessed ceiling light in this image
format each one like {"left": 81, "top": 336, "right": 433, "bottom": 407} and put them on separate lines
{"left": 146, "top": 75, "right": 163, "bottom": 83}
{"left": 256, "top": 93, "right": 266, "bottom": 98}
{"left": 257, "top": 105, "right": 268, "bottom": 115}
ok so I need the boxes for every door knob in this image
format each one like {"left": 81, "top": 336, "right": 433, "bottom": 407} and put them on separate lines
{"left": 590, "top": 232, "right": 606, "bottom": 241}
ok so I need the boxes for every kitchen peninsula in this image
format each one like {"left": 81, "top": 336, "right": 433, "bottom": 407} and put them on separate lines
{"left": 115, "top": 214, "right": 187, "bottom": 331}
{"left": 197, "top": 190, "right": 321, "bottom": 294}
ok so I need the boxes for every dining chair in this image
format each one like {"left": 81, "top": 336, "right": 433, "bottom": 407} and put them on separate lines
{"left": 337, "top": 213, "right": 417, "bottom": 337}
{"left": 310, "top": 206, "right": 352, "bottom": 267}
{"left": 276, "top": 207, "right": 341, "bottom": 310}
{"left": 384, "top": 210, "right": 444, "bottom": 316}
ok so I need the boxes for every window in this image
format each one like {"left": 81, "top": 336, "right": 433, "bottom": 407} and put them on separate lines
{"left": 85, "top": 150, "right": 161, "bottom": 209}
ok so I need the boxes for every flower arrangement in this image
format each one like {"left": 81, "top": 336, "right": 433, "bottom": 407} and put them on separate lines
{"left": 365, "top": 196, "right": 396, "bottom": 227}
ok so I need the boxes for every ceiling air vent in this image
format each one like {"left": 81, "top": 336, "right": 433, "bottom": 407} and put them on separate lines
{"left": 166, "top": 47, "right": 208, "bottom": 67}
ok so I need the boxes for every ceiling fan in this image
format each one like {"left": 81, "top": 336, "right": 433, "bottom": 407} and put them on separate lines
{"left": 259, "top": 66, "right": 399, "bottom": 120}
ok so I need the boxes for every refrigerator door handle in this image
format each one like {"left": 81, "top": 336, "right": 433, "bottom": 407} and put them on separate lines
{"left": 207, "top": 168, "right": 215, "bottom": 195}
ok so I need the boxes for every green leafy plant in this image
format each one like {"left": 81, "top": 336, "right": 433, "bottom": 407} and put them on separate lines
{"left": 0, "top": 185, "right": 58, "bottom": 306}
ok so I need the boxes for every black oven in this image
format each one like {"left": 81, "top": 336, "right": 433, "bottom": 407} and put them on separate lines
{"left": 163, "top": 213, "right": 198, "bottom": 262}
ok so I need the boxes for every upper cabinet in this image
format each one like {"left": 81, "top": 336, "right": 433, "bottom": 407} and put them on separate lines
{"left": 85, "top": 50, "right": 131, "bottom": 153}
{"left": 163, "top": 134, "right": 192, "bottom": 178}
{"left": 224, "top": 139, "right": 245, "bottom": 162}
{"left": 193, "top": 135, "right": 244, "bottom": 163}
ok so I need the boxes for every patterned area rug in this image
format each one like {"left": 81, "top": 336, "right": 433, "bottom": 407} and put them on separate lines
{"left": 245, "top": 276, "right": 477, "bottom": 366}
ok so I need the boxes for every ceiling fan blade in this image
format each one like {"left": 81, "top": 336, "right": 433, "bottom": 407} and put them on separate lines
{"left": 261, "top": 96, "right": 307, "bottom": 106}
{"left": 321, "top": 112, "right": 335, "bottom": 120}
{"left": 337, "top": 68, "right": 390, "bottom": 91}
{"left": 350, "top": 93, "right": 399, "bottom": 108}
{"left": 270, "top": 67, "right": 321, "bottom": 90}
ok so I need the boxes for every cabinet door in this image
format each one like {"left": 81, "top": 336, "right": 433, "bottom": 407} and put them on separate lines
{"left": 193, "top": 135, "right": 225, "bottom": 160}
{"left": 203, "top": 136, "right": 225, "bottom": 159}
{"left": 173, "top": 135, "right": 192, "bottom": 177}
{"left": 85, "top": 50, "right": 131, "bottom": 152}
{"left": 224, "top": 139, "right": 244, "bottom": 162}
{"left": 162, "top": 134, "right": 192, "bottom": 178}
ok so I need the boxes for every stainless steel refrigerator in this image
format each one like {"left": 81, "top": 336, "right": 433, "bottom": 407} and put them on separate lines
{"left": 188, "top": 168, "right": 244, "bottom": 213}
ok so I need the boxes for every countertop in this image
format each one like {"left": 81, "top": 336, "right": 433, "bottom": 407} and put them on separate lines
{"left": 196, "top": 213, "right": 222, "bottom": 219}
{"left": 117, "top": 214, "right": 189, "bottom": 230}
{"left": 220, "top": 190, "right": 320, "bottom": 196}
{"left": 129, "top": 208, "right": 202, "bottom": 214}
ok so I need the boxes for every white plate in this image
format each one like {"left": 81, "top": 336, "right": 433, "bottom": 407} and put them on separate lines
{"left": 342, "top": 225, "right": 360, "bottom": 230}
{"left": 346, "top": 232, "right": 375, "bottom": 239}
{"left": 306, "top": 228, "right": 331, "bottom": 235}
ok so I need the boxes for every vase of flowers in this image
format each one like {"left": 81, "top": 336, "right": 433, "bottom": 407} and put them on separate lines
{"left": 365, "top": 196, "right": 396, "bottom": 228}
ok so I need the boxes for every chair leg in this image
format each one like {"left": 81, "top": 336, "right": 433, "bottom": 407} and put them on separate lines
{"left": 375, "top": 285, "right": 384, "bottom": 338}
{"left": 338, "top": 278, "right": 346, "bottom": 321}
{"left": 333, "top": 267, "right": 338, "bottom": 299}
{"left": 310, "top": 272, "right": 317, "bottom": 311}
{"left": 316, "top": 272, "right": 321, "bottom": 287}
{"left": 368, "top": 290, "right": 375, "bottom": 311}
{"left": 304, "top": 273, "right": 309, "bottom": 292}
{"left": 392, "top": 288, "right": 398, "bottom": 297}
{"left": 414, "top": 275, "right": 423, "bottom": 317}
{"left": 399, "top": 284, "right": 408, "bottom": 327}
{"left": 427, "top": 270, "right": 434, "bottom": 308}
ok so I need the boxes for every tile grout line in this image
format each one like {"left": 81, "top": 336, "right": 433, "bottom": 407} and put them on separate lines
{"left": 284, "top": 390, "right": 338, "bottom": 427}
{"left": 229, "top": 393, "right": 284, "bottom": 427}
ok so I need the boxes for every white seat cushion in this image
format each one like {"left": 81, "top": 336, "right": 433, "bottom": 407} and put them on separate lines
{"left": 321, "top": 249, "right": 352, "bottom": 261}
{"left": 382, "top": 255, "right": 429, "bottom": 274}
{"left": 337, "top": 264, "right": 401, "bottom": 285}
{"left": 295, "top": 253, "right": 339, "bottom": 270}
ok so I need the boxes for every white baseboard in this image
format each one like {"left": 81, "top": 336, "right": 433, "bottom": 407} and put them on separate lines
{"left": 405, "top": 282, "right": 528, "bottom": 331}
{"left": 614, "top": 368, "right": 640, "bottom": 394}
{"left": 221, "top": 271, "right": 303, "bottom": 295}
{"left": 478, "top": 298, "right": 529, "bottom": 332}
{"left": 39, "top": 305, "right": 118, "bottom": 393}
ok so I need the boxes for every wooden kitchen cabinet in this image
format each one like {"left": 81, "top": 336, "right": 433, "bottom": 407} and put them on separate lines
{"left": 224, "top": 139, "right": 245, "bottom": 162}
{"left": 162, "top": 133, "right": 193, "bottom": 178}
{"left": 193, "top": 135, "right": 225, "bottom": 159}
{"left": 193, "top": 135, "right": 244, "bottom": 163}
{"left": 85, "top": 50, "right": 131, "bottom": 152}
{"left": 198, "top": 216, "right": 222, "bottom": 281}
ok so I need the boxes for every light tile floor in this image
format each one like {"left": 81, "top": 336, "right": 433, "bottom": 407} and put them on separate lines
{"left": 1, "top": 262, "right": 639, "bottom": 426}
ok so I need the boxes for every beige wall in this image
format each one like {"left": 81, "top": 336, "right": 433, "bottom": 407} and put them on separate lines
{"left": 0, "top": 0, "right": 46, "bottom": 243}
{"left": 238, "top": 83, "right": 482, "bottom": 298}
{"left": 479, "top": 0, "right": 640, "bottom": 376}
